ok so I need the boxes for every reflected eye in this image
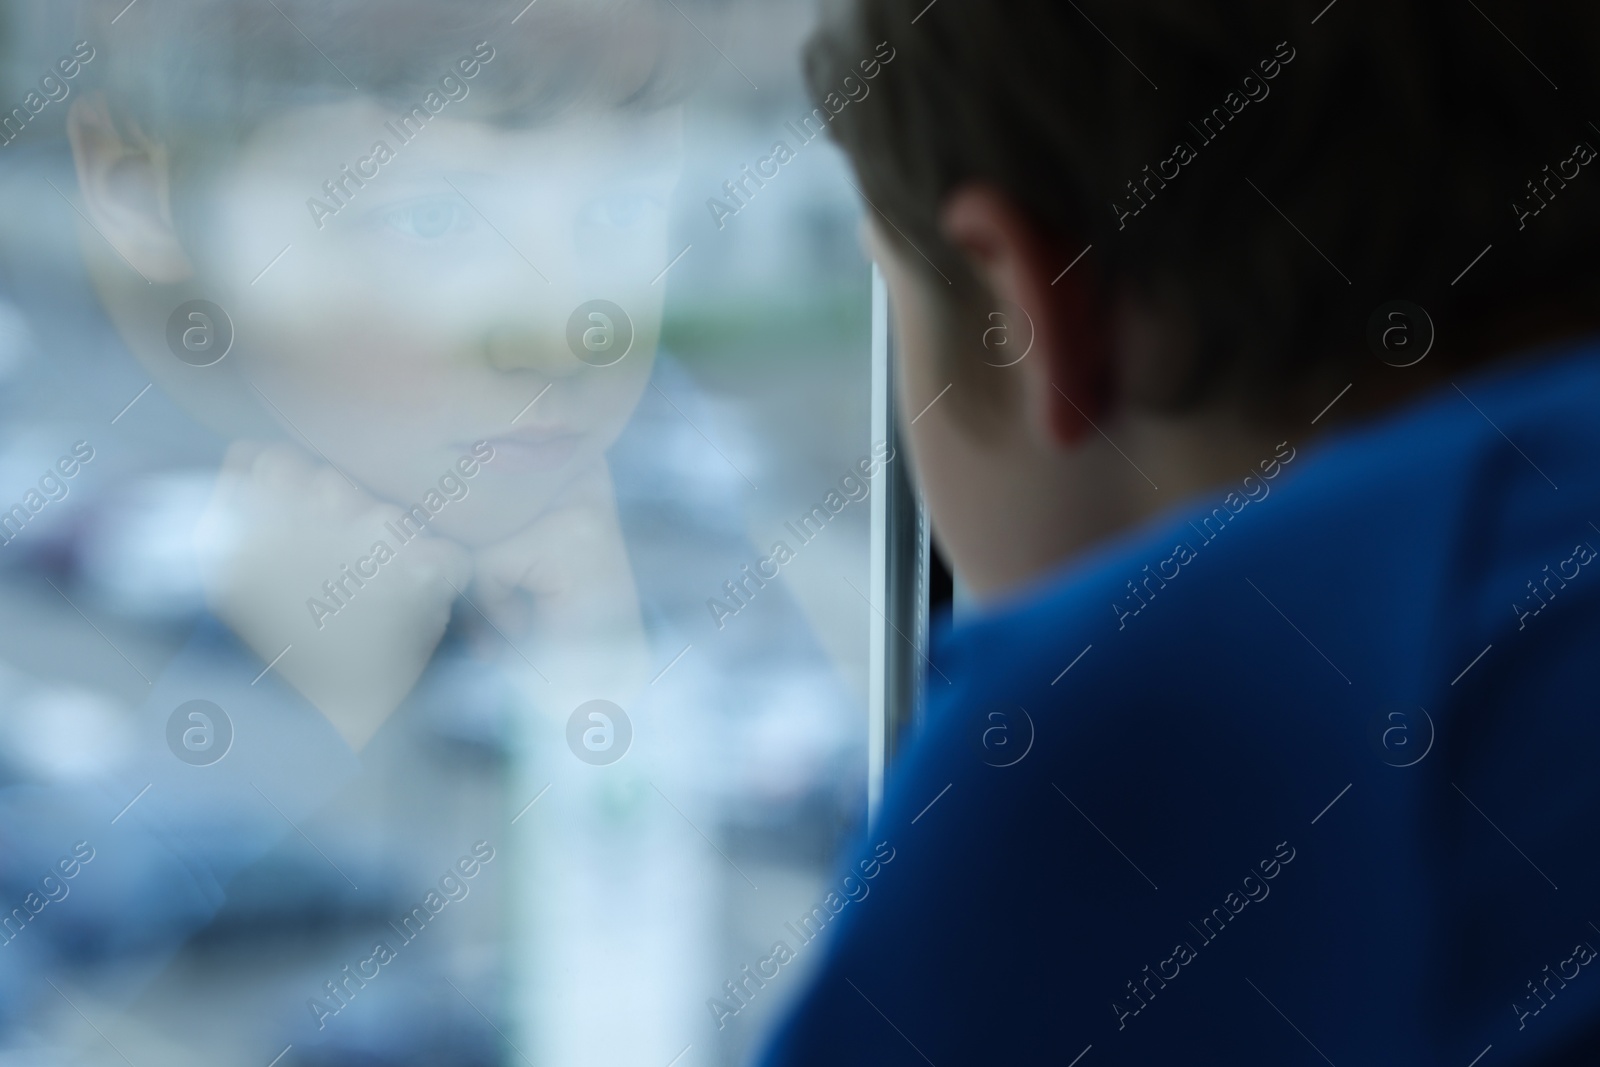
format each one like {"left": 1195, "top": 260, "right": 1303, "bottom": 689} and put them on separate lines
{"left": 380, "top": 197, "right": 473, "bottom": 241}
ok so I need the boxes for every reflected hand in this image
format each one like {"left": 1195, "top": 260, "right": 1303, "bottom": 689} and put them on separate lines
{"left": 197, "top": 442, "right": 472, "bottom": 750}
{"left": 472, "top": 457, "right": 650, "bottom": 703}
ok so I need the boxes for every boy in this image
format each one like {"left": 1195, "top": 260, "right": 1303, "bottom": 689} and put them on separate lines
{"left": 762, "top": 1, "right": 1600, "bottom": 1064}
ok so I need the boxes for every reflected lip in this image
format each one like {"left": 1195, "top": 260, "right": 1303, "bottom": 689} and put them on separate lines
{"left": 464, "top": 429, "right": 584, "bottom": 473}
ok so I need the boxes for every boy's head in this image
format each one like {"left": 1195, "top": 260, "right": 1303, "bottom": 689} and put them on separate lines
{"left": 63, "top": 0, "right": 713, "bottom": 544}
{"left": 805, "top": 0, "right": 1600, "bottom": 598}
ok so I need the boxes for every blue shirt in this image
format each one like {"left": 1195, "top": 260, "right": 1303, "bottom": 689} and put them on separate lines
{"left": 759, "top": 337, "right": 1600, "bottom": 1066}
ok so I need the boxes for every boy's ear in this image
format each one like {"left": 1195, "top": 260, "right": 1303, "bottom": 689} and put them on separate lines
{"left": 939, "top": 184, "right": 1109, "bottom": 447}
{"left": 66, "top": 92, "right": 194, "bottom": 284}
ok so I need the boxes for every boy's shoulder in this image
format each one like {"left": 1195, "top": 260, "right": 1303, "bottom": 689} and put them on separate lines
{"left": 936, "top": 335, "right": 1600, "bottom": 717}
{"left": 760, "top": 337, "right": 1600, "bottom": 1066}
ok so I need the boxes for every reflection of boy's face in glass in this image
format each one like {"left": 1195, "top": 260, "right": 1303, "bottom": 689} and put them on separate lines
{"left": 93, "top": 97, "right": 682, "bottom": 546}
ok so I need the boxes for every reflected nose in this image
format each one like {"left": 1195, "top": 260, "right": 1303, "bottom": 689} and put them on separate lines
{"left": 482, "top": 321, "right": 583, "bottom": 377}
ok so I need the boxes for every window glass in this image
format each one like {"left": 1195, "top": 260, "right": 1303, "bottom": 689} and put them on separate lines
{"left": 0, "top": 2, "right": 879, "bottom": 1064}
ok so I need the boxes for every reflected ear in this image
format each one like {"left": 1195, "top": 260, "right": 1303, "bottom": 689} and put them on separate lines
{"left": 939, "top": 184, "right": 1109, "bottom": 447}
{"left": 66, "top": 91, "right": 193, "bottom": 284}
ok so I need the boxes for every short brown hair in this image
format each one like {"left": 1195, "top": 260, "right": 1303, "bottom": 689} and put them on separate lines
{"left": 805, "top": 0, "right": 1600, "bottom": 418}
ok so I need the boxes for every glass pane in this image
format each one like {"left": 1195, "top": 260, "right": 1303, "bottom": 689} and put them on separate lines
{"left": 0, "top": 2, "right": 879, "bottom": 1064}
